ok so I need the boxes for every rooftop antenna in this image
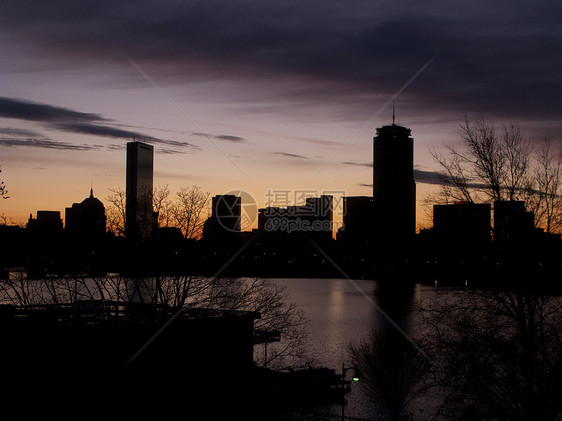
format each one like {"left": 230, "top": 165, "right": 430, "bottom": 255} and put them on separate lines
{"left": 392, "top": 102, "right": 396, "bottom": 125}
{"left": 90, "top": 175, "right": 94, "bottom": 197}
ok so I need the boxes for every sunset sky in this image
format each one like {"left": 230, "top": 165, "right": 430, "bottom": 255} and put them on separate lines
{"left": 1, "top": 0, "right": 561, "bottom": 230}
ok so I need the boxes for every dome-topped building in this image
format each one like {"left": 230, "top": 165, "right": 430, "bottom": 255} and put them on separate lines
{"left": 65, "top": 188, "right": 107, "bottom": 240}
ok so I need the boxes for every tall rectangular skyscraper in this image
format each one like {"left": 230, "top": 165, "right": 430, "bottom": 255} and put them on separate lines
{"left": 126, "top": 141, "right": 154, "bottom": 240}
{"left": 373, "top": 122, "right": 416, "bottom": 244}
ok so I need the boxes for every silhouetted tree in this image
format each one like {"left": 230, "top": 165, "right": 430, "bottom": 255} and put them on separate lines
{"left": 0, "top": 166, "right": 8, "bottom": 199}
{"left": 153, "top": 185, "right": 173, "bottom": 228}
{"left": 105, "top": 187, "right": 127, "bottom": 236}
{"left": 349, "top": 329, "right": 430, "bottom": 420}
{"left": 207, "top": 277, "right": 311, "bottom": 369}
{"left": 171, "top": 185, "right": 210, "bottom": 239}
{"left": 418, "top": 289, "right": 562, "bottom": 420}
{"left": 429, "top": 145, "right": 475, "bottom": 204}
{"left": 430, "top": 115, "right": 531, "bottom": 204}
{"left": 105, "top": 185, "right": 210, "bottom": 239}
{"left": 527, "top": 138, "right": 562, "bottom": 234}
{"left": 430, "top": 115, "right": 562, "bottom": 234}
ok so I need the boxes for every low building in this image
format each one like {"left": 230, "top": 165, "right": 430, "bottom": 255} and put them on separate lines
{"left": 493, "top": 200, "right": 535, "bottom": 243}
{"left": 26, "top": 210, "right": 63, "bottom": 234}
{"left": 433, "top": 202, "right": 491, "bottom": 245}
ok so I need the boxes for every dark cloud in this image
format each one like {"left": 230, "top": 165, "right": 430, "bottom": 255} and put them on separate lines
{"left": 0, "top": 96, "right": 104, "bottom": 123}
{"left": 413, "top": 169, "right": 444, "bottom": 186}
{"left": 0, "top": 96, "right": 200, "bottom": 153}
{"left": 214, "top": 135, "right": 246, "bottom": 143}
{"left": 54, "top": 122, "right": 200, "bottom": 152}
{"left": 343, "top": 161, "right": 372, "bottom": 168}
{"left": 0, "top": 127, "right": 43, "bottom": 137}
{"left": 0, "top": 138, "right": 100, "bottom": 151}
{"left": 193, "top": 132, "right": 246, "bottom": 143}
{"left": 273, "top": 151, "right": 308, "bottom": 159}
{"left": 344, "top": 161, "right": 445, "bottom": 186}
{"left": 0, "top": 1, "right": 560, "bottom": 128}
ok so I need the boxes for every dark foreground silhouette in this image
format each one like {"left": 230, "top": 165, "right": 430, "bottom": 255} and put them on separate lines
{"left": 0, "top": 300, "right": 349, "bottom": 420}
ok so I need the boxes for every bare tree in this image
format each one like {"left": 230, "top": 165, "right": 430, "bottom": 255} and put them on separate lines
{"left": 153, "top": 185, "right": 172, "bottom": 228}
{"left": 205, "top": 277, "right": 312, "bottom": 369}
{"left": 429, "top": 146, "right": 475, "bottom": 203}
{"left": 349, "top": 329, "right": 430, "bottom": 421}
{"left": 418, "top": 289, "right": 562, "bottom": 420}
{"left": 105, "top": 185, "right": 210, "bottom": 238}
{"left": 430, "top": 115, "right": 562, "bottom": 234}
{"left": 528, "top": 138, "right": 562, "bottom": 234}
{"left": 105, "top": 188, "right": 127, "bottom": 236}
{"left": 432, "top": 115, "right": 532, "bottom": 203}
{"left": 0, "top": 214, "right": 19, "bottom": 226}
{"left": 459, "top": 116, "right": 505, "bottom": 201}
{"left": 0, "top": 166, "right": 8, "bottom": 199}
{"left": 501, "top": 123, "right": 531, "bottom": 201}
{"left": 171, "top": 185, "right": 210, "bottom": 239}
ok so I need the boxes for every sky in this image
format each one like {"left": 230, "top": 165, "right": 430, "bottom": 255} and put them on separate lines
{"left": 0, "top": 0, "right": 561, "bottom": 230}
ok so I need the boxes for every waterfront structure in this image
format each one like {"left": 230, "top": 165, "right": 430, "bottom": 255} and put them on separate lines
{"left": 373, "top": 120, "right": 416, "bottom": 245}
{"left": 126, "top": 141, "right": 154, "bottom": 240}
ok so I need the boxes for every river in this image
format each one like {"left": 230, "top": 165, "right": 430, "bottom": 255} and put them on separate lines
{"left": 271, "top": 277, "right": 442, "bottom": 420}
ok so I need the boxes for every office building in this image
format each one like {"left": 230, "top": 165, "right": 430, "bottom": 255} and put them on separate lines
{"left": 338, "top": 196, "right": 374, "bottom": 246}
{"left": 433, "top": 202, "right": 491, "bottom": 245}
{"left": 126, "top": 141, "right": 154, "bottom": 240}
{"left": 493, "top": 200, "right": 535, "bottom": 243}
{"left": 203, "top": 194, "right": 242, "bottom": 240}
{"left": 258, "top": 195, "right": 333, "bottom": 242}
{"left": 373, "top": 121, "right": 415, "bottom": 244}
{"left": 27, "top": 211, "right": 63, "bottom": 234}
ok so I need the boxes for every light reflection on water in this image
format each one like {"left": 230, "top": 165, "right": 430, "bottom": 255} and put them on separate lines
{"left": 274, "top": 278, "right": 379, "bottom": 370}
{"left": 273, "top": 278, "right": 440, "bottom": 420}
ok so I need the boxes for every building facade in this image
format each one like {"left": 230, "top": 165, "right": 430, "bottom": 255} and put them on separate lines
{"left": 338, "top": 196, "right": 374, "bottom": 246}
{"left": 65, "top": 189, "right": 106, "bottom": 241}
{"left": 203, "top": 194, "right": 242, "bottom": 240}
{"left": 126, "top": 141, "right": 154, "bottom": 240}
{"left": 433, "top": 202, "right": 491, "bottom": 245}
{"left": 258, "top": 195, "right": 333, "bottom": 243}
{"left": 373, "top": 123, "right": 416, "bottom": 244}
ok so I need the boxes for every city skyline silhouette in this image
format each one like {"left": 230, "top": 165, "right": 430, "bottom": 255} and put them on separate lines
{"left": 0, "top": 2, "right": 561, "bottom": 419}
{"left": 2, "top": 121, "right": 560, "bottom": 285}
{"left": 1, "top": 2, "right": 561, "bottom": 228}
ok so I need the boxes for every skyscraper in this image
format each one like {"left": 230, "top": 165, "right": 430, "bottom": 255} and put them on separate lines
{"left": 126, "top": 141, "right": 154, "bottom": 240}
{"left": 373, "top": 121, "right": 415, "bottom": 245}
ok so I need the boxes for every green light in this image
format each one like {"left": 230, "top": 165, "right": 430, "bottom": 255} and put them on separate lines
{"left": 352, "top": 376, "right": 359, "bottom": 382}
